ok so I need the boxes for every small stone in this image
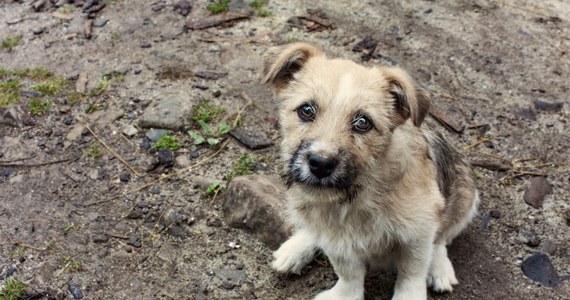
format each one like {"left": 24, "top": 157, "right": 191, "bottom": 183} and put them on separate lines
{"left": 235, "top": 263, "right": 244, "bottom": 270}
{"left": 139, "top": 97, "right": 194, "bottom": 130}
{"left": 192, "top": 84, "right": 209, "bottom": 90}
{"left": 157, "top": 149, "right": 174, "bottom": 167}
{"left": 145, "top": 129, "right": 170, "bottom": 142}
{"left": 175, "top": 155, "right": 192, "bottom": 167}
{"left": 564, "top": 209, "right": 570, "bottom": 226}
{"left": 533, "top": 99, "right": 563, "bottom": 112}
{"left": 67, "top": 281, "right": 84, "bottom": 299}
{"left": 163, "top": 209, "right": 186, "bottom": 227}
{"left": 521, "top": 252, "right": 560, "bottom": 287}
{"left": 174, "top": 0, "right": 192, "bottom": 16}
{"left": 489, "top": 210, "right": 502, "bottom": 219}
{"left": 93, "top": 18, "right": 108, "bottom": 28}
{"left": 229, "top": 127, "right": 274, "bottom": 150}
{"left": 212, "top": 90, "right": 222, "bottom": 98}
{"left": 92, "top": 234, "right": 109, "bottom": 243}
{"left": 63, "top": 116, "right": 75, "bottom": 126}
{"left": 127, "top": 236, "right": 142, "bottom": 248}
{"left": 141, "top": 42, "right": 152, "bottom": 48}
{"left": 151, "top": 1, "right": 165, "bottom": 11}
{"left": 541, "top": 240, "right": 558, "bottom": 255}
{"left": 122, "top": 124, "right": 138, "bottom": 137}
{"left": 221, "top": 175, "right": 290, "bottom": 250}
{"left": 168, "top": 225, "right": 188, "bottom": 238}
{"left": 190, "top": 151, "right": 200, "bottom": 159}
{"left": 149, "top": 185, "right": 160, "bottom": 194}
{"left": 139, "top": 138, "right": 151, "bottom": 150}
{"left": 526, "top": 236, "right": 541, "bottom": 248}
{"left": 228, "top": 0, "right": 255, "bottom": 16}
{"left": 119, "top": 173, "right": 131, "bottom": 182}
{"left": 517, "top": 107, "right": 536, "bottom": 120}
{"left": 479, "top": 212, "right": 490, "bottom": 229}
{"left": 523, "top": 177, "right": 553, "bottom": 209}
{"left": 32, "top": 27, "right": 44, "bottom": 34}
{"left": 221, "top": 281, "right": 236, "bottom": 290}
{"left": 195, "top": 71, "right": 228, "bottom": 80}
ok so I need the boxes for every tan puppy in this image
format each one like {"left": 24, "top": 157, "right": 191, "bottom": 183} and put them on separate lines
{"left": 262, "top": 43, "right": 479, "bottom": 300}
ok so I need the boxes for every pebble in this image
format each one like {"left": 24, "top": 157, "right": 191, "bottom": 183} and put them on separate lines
{"left": 139, "top": 97, "right": 194, "bottom": 130}
{"left": 158, "top": 149, "right": 174, "bottom": 167}
{"left": 190, "top": 151, "right": 200, "bottom": 159}
{"left": 139, "top": 138, "right": 151, "bottom": 150}
{"left": 67, "top": 281, "right": 84, "bottom": 299}
{"left": 149, "top": 185, "right": 161, "bottom": 194}
{"left": 32, "top": 27, "right": 44, "bottom": 35}
{"left": 119, "top": 173, "right": 131, "bottom": 182}
{"left": 228, "top": 127, "right": 273, "bottom": 150}
{"left": 195, "top": 71, "right": 228, "bottom": 80}
{"left": 533, "top": 99, "right": 563, "bottom": 112}
{"left": 140, "top": 42, "right": 152, "bottom": 48}
{"left": 127, "top": 236, "right": 142, "bottom": 248}
{"left": 151, "top": 1, "right": 166, "bottom": 12}
{"left": 92, "top": 234, "right": 109, "bottom": 243}
{"left": 145, "top": 129, "right": 170, "bottom": 142}
{"left": 174, "top": 0, "right": 192, "bottom": 16}
{"left": 489, "top": 210, "right": 502, "bottom": 219}
{"left": 521, "top": 252, "right": 560, "bottom": 287}
{"left": 564, "top": 209, "right": 570, "bottom": 226}
{"left": 168, "top": 225, "right": 188, "bottom": 238}
{"left": 122, "top": 124, "right": 138, "bottom": 137}
{"left": 175, "top": 155, "right": 192, "bottom": 167}
{"left": 523, "top": 176, "right": 552, "bottom": 209}
{"left": 212, "top": 90, "right": 222, "bottom": 97}
{"left": 93, "top": 18, "right": 108, "bottom": 28}
{"left": 517, "top": 107, "right": 536, "bottom": 120}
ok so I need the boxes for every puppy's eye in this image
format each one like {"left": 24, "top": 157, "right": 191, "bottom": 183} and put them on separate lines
{"left": 352, "top": 116, "right": 373, "bottom": 133}
{"left": 297, "top": 103, "right": 316, "bottom": 122}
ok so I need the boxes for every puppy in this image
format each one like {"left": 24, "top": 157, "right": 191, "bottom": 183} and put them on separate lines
{"left": 262, "top": 43, "right": 479, "bottom": 300}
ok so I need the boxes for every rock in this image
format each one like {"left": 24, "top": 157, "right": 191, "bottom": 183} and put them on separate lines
{"left": 541, "top": 240, "right": 558, "bottom": 254}
{"left": 149, "top": 185, "right": 160, "bottom": 194}
{"left": 36, "top": 263, "right": 55, "bottom": 286}
{"left": 145, "top": 129, "right": 170, "bottom": 142}
{"left": 533, "top": 99, "right": 563, "bottom": 112}
{"left": 140, "top": 42, "right": 152, "bottom": 48}
{"left": 212, "top": 90, "right": 222, "bottom": 97}
{"left": 151, "top": 1, "right": 165, "bottom": 11}
{"left": 229, "top": 127, "right": 274, "bottom": 150}
{"left": 523, "top": 177, "right": 553, "bottom": 209}
{"left": 83, "top": 0, "right": 105, "bottom": 14}
{"left": 168, "top": 225, "right": 188, "bottom": 238}
{"left": 119, "top": 173, "right": 131, "bottom": 182}
{"left": 521, "top": 252, "right": 560, "bottom": 287}
{"left": 32, "top": 0, "right": 46, "bottom": 12}
{"left": 63, "top": 116, "right": 75, "bottom": 126}
{"left": 163, "top": 209, "right": 187, "bottom": 227}
{"left": 32, "top": 27, "right": 45, "bottom": 35}
{"left": 517, "top": 107, "right": 536, "bottom": 120}
{"left": 139, "top": 97, "right": 194, "bottom": 130}
{"left": 127, "top": 236, "right": 142, "bottom": 248}
{"left": 92, "top": 234, "right": 109, "bottom": 243}
{"left": 0, "top": 105, "right": 25, "bottom": 127}
{"left": 214, "top": 265, "right": 247, "bottom": 287}
{"left": 67, "top": 281, "right": 84, "bottom": 299}
{"left": 157, "top": 149, "right": 174, "bottom": 167}
{"left": 564, "top": 208, "right": 570, "bottom": 226}
{"left": 75, "top": 72, "right": 88, "bottom": 94}
{"left": 352, "top": 36, "right": 378, "bottom": 61}
{"left": 139, "top": 138, "right": 151, "bottom": 149}
{"left": 87, "top": 109, "right": 124, "bottom": 129}
{"left": 221, "top": 175, "right": 289, "bottom": 250}
{"left": 174, "top": 0, "right": 192, "bottom": 16}
{"left": 228, "top": 0, "right": 256, "bottom": 16}
{"left": 489, "top": 210, "right": 502, "bottom": 219}
{"left": 195, "top": 71, "right": 228, "bottom": 80}
{"left": 175, "top": 155, "right": 192, "bottom": 167}
{"left": 84, "top": 20, "right": 93, "bottom": 39}
{"left": 93, "top": 18, "right": 108, "bottom": 28}
{"left": 122, "top": 124, "right": 138, "bottom": 137}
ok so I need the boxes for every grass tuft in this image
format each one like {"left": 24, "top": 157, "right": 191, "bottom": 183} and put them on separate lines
{"left": 0, "top": 277, "right": 27, "bottom": 300}
{"left": 207, "top": 0, "right": 230, "bottom": 14}
{"left": 154, "top": 134, "right": 183, "bottom": 151}
{"left": 28, "top": 98, "right": 52, "bottom": 115}
{"left": 1, "top": 35, "right": 22, "bottom": 50}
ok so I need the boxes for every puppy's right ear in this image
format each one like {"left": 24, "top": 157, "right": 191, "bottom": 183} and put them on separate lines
{"left": 262, "top": 43, "right": 323, "bottom": 90}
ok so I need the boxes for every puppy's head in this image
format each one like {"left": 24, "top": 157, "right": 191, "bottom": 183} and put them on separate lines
{"left": 263, "top": 43, "right": 429, "bottom": 199}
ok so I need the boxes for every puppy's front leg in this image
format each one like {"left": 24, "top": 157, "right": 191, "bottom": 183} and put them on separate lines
{"left": 314, "top": 254, "right": 366, "bottom": 300}
{"left": 272, "top": 229, "right": 317, "bottom": 274}
{"left": 392, "top": 239, "right": 433, "bottom": 300}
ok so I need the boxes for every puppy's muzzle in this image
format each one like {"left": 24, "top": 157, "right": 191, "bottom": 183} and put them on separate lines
{"left": 308, "top": 153, "right": 338, "bottom": 179}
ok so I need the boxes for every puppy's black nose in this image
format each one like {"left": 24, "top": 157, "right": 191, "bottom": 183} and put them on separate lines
{"left": 308, "top": 154, "right": 338, "bottom": 178}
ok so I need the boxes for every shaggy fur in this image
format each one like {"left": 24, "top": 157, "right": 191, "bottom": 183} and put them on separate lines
{"left": 262, "top": 43, "right": 479, "bottom": 300}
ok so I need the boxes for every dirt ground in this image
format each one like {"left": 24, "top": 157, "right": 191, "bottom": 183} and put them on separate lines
{"left": 1, "top": 0, "right": 569, "bottom": 299}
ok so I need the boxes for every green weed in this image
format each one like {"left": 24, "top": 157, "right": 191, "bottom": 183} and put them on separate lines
{"left": 204, "top": 181, "right": 227, "bottom": 196}
{"left": 84, "top": 143, "right": 101, "bottom": 158}
{"left": 61, "top": 256, "right": 82, "bottom": 272}
{"left": 249, "top": 0, "right": 272, "bottom": 17}
{"left": 58, "top": 4, "right": 75, "bottom": 14}
{"left": 63, "top": 223, "right": 76, "bottom": 232}
{"left": 193, "top": 101, "right": 225, "bottom": 123}
{"left": 226, "top": 153, "right": 257, "bottom": 181}
{"left": 32, "top": 78, "right": 68, "bottom": 96}
{"left": 27, "top": 98, "right": 52, "bottom": 115}
{"left": 0, "top": 277, "right": 27, "bottom": 300}
{"left": 84, "top": 102, "right": 104, "bottom": 114}
{"left": 207, "top": 0, "right": 230, "bottom": 14}
{"left": 0, "top": 79, "right": 22, "bottom": 107}
{"left": 154, "top": 134, "right": 183, "bottom": 151}
{"left": 9, "top": 245, "right": 27, "bottom": 259}
{"left": 1, "top": 35, "right": 22, "bottom": 50}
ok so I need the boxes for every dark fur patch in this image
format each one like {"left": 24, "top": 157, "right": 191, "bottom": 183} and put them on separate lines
{"left": 424, "top": 131, "right": 456, "bottom": 200}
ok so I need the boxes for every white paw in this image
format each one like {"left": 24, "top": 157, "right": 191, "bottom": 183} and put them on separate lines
{"left": 314, "top": 288, "right": 363, "bottom": 300}
{"left": 427, "top": 259, "right": 458, "bottom": 293}
{"left": 271, "top": 237, "right": 315, "bottom": 274}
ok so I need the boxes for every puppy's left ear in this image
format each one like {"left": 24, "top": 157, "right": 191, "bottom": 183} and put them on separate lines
{"left": 381, "top": 67, "right": 430, "bottom": 127}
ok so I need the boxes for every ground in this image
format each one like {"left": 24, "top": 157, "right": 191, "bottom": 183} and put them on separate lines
{"left": 0, "top": 0, "right": 569, "bottom": 299}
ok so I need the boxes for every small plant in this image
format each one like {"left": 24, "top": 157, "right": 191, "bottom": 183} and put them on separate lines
{"left": 0, "top": 79, "right": 22, "bottom": 107}
{"left": 58, "top": 4, "right": 75, "bottom": 14}
{"left": 204, "top": 181, "right": 227, "bottom": 196}
{"left": 111, "top": 32, "right": 120, "bottom": 40}
{"left": 193, "top": 101, "right": 225, "bottom": 123}
{"left": 32, "top": 78, "right": 68, "bottom": 96}
{"left": 84, "top": 102, "right": 104, "bottom": 114}
{"left": 227, "top": 153, "right": 257, "bottom": 181}
{"left": 154, "top": 134, "right": 183, "bottom": 151}
{"left": 28, "top": 98, "right": 52, "bottom": 115}
{"left": 1, "top": 35, "right": 22, "bottom": 50}
{"left": 10, "top": 245, "right": 27, "bottom": 259}
{"left": 25, "top": 68, "right": 52, "bottom": 80}
{"left": 63, "top": 223, "right": 76, "bottom": 232}
{"left": 188, "top": 121, "right": 231, "bottom": 147}
{"left": 0, "top": 277, "right": 27, "bottom": 300}
{"left": 67, "top": 92, "right": 85, "bottom": 105}
{"left": 207, "top": 0, "right": 230, "bottom": 14}
{"left": 84, "top": 143, "right": 102, "bottom": 158}
{"left": 61, "top": 256, "right": 82, "bottom": 272}
{"left": 249, "top": 0, "right": 272, "bottom": 17}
